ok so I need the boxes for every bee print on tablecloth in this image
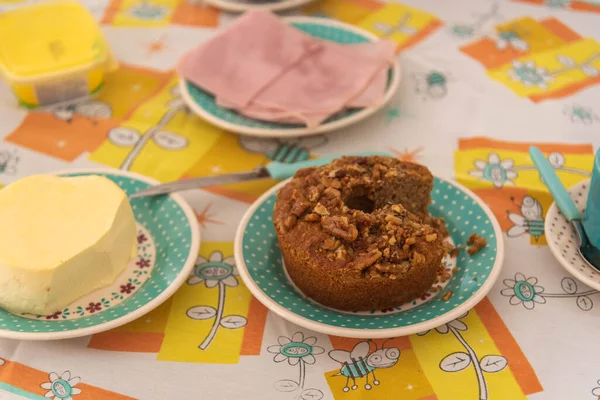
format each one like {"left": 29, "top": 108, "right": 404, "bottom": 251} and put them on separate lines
{"left": 51, "top": 100, "right": 112, "bottom": 125}
{"left": 418, "top": 312, "right": 508, "bottom": 400}
{"left": 564, "top": 104, "right": 600, "bottom": 124}
{"left": 412, "top": 71, "right": 449, "bottom": 100}
{"left": 0, "top": 149, "right": 19, "bottom": 176}
{"left": 40, "top": 370, "right": 82, "bottom": 399}
{"left": 268, "top": 332, "right": 325, "bottom": 400}
{"left": 501, "top": 273, "right": 600, "bottom": 311}
{"left": 186, "top": 252, "right": 247, "bottom": 350}
{"left": 448, "top": 3, "right": 503, "bottom": 39}
{"left": 328, "top": 339, "right": 400, "bottom": 392}
{"left": 238, "top": 135, "right": 328, "bottom": 163}
{"left": 507, "top": 196, "right": 545, "bottom": 241}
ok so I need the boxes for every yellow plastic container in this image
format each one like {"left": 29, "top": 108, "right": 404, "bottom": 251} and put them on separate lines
{"left": 0, "top": 0, "right": 118, "bottom": 108}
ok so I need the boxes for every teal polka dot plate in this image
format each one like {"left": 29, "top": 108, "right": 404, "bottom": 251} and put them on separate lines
{"left": 234, "top": 177, "right": 504, "bottom": 338}
{"left": 179, "top": 17, "right": 401, "bottom": 138}
{"left": 0, "top": 169, "right": 200, "bottom": 340}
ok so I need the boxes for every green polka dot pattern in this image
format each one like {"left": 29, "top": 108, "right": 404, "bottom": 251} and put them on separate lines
{"left": 185, "top": 21, "right": 393, "bottom": 130}
{"left": 241, "top": 177, "right": 499, "bottom": 330}
{"left": 0, "top": 172, "right": 194, "bottom": 334}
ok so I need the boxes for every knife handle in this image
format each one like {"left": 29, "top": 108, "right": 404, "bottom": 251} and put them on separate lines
{"left": 265, "top": 151, "right": 393, "bottom": 181}
{"left": 529, "top": 146, "right": 580, "bottom": 221}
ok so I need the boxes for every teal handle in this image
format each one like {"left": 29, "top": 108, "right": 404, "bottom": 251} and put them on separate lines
{"left": 265, "top": 152, "right": 393, "bottom": 181}
{"left": 529, "top": 146, "right": 580, "bottom": 221}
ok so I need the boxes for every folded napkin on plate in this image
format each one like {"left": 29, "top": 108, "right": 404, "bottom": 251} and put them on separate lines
{"left": 177, "top": 10, "right": 395, "bottom": 128}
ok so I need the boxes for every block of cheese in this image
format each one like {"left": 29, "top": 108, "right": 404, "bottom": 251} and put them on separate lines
{"left": 0, "top": 174, "right": 137, "bottom": 315}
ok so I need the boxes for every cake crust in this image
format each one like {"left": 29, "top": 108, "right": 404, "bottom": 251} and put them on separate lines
{"left": 273, "top": 156, "right": 445, "bottom": 311}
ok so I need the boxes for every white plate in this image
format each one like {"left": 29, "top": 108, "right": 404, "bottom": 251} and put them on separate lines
{"left": 545, "top": 179, "right": 600, "bottom": 291}
{"left": 0, "top": 169, "right": 200, "bottom": 340}
{"left": 205, "top": 0, "right": 315, "bottom": 13}
{"left": 234, "top": 176, "right": 504, "bottom": 338}
{"left": 180, "top": 16, "right": 401, "bottom": 138}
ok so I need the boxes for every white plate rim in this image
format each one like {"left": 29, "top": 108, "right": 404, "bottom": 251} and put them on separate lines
{"left": 234, "top": 176, "right": 505, "bottom": 338}
{"left": 204, "top": 0, "right": 316, "bottom": 13}
{"left": 179, "top": 16, "right": 401, "bottom": 138}
{"left": 0, "top": 168, "right": 201, "bottom": 341}
{"left": 545, "top": 179, "right": 600, "bottom": 291}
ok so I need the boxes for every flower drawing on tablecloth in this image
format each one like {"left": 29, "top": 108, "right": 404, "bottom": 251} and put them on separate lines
{"left": 268, "top": 332, "right": 325, "bottom": 366}
{"left": 417, "top": 312, "right": 468, "bottom": 336}
{"left": 495, "top": 30, "right": 529, "bottom": 52}
{"left": 507, "top": 60, "right": 553, "bottom": 89}
{"left": 564, "top": 104, "right": 600, "bottom": 124}
{"left": 186, "top": 252, "right": 247, "bottom": 350}
{"left": 546, "top": 0, "right": 571, "bottom": 8}
{"left": 40, "top": 371, "right": 82, "bottom": 400}
{"left": 502, "top": 274, "right": 600, "bottom": 311}
{"left": 270, "top": 332, "right": 325, "bottom": 399}
{"left": 501, "top": 273, "right": 546, "bottom": 310}
{"left": 187, "top": 252, "right": 239, "bottom": 288}
{"left": 418, "top": 313, "right": 508, "bottom": 400}
{"left": 592, "top": 379, "right": 600, "bottom": 397}
{"left": 468, "top": 153, "right": 518, "bottom": 188}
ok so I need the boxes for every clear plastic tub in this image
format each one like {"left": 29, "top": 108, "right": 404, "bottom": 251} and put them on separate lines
{"left": 0, "top": 0, "right": 118, "bottom": 108}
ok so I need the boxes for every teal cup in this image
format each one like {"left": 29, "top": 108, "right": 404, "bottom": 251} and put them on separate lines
{"left": 583, "top": 147, "right": 600, "bottom": 248}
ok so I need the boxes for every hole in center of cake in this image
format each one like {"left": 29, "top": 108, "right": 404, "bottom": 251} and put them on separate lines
{"left": 345, "top": 194, "right": 375, "bottom": 213}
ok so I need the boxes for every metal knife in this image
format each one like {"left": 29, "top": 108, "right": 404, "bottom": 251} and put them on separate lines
{"left": 129, "top": 151, "right": 391, "bottom": 199}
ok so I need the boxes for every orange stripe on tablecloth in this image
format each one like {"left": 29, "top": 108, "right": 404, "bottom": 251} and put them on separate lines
{"left": 465, "top": 187, "right": 529, "bottom": 233}
{"left": 538, "top": 17, "right": 582, "bottom": 42}
{"left": 0, "top": 361, "right": 46, "bottom": 394}
{"left": 329, "top": 335, "right": 412, "bottom": 351}
{"left": 170, "top": 1, "right": 220, "bottom": 27}
{"left": 460, "top": 37, "right": 527, "bottom": 69}
{"left": 571, "top": 1, "right": 600, "bottom": 13}
{"left": 457, "top": 137, "right": 594, "bottom": 154}
{"left": 352, "top": 0, "right": 385, "bottom": 10}
{"left": 240, "top": 296, "right": 269, "bottom": 355}
{"left": 87, "top": 331, "right": 164, "bottom": 352}
{"left": 398, "top": 19, "right": 442, "bottom": 52}
{"left": 202, "top": 186, "right": 259, "bottom": 204}
{"left": 474, "top": 298, "right": 543, "bottom": 395}
{"left": 101, "top": 0, "right": 124, "bottom": 24}
{"left": 0, "top": 360, "right": 135, "bottom": 399}
{"left": 418, "top": 395, "right": 439, "bottom": 400}
{"left": 529, "top": 75, "right": 600, "bottom": 103}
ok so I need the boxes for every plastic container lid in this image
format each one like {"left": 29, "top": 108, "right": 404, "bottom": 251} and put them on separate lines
{"left": 0, "top": 1, "right": 112, "bottom": 82}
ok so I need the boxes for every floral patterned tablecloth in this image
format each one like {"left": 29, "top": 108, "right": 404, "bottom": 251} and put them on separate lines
{"left": 0, "top": 0, "right": 599, "bottom": 399}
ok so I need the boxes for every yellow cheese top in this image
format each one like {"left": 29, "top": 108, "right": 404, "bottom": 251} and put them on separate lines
{"left": 0, "top": 1, "right": 110, "bottom": 79}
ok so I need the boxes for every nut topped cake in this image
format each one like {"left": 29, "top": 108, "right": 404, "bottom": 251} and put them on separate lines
{"left": 273, "top": 155, "right": 446, "bottom": 311}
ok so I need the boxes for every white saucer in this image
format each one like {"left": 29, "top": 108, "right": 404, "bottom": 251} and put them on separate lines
{"left": 545, "top": 179, "right": 600, "bottom": 291}
{"left": 204, "top": 0, "right": 315, "bottom": 13}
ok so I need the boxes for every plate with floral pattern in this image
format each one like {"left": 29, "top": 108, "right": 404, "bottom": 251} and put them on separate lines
{"left": 234, "top": 177, "right": 504, "bottom": 338}
{"left": 0, "top": 169, "right": 200, "bottom": 340}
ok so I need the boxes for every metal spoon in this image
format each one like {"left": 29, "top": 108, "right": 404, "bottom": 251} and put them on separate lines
{"left": 529, "top": 146, "right": 600, "bottom": 271}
